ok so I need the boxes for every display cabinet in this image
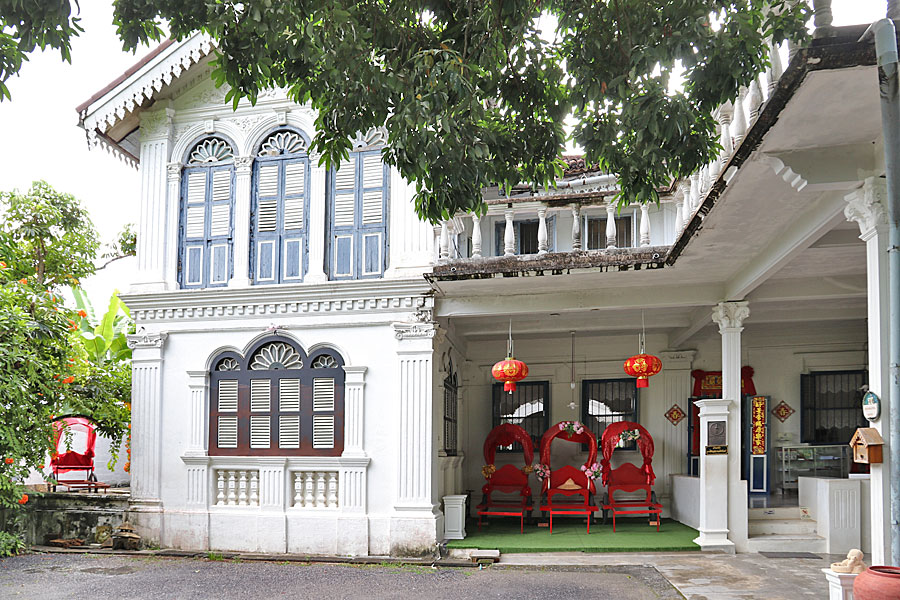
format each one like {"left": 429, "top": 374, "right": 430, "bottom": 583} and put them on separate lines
{"left": 775, "top": 444, "right": 851, "bottom": 493}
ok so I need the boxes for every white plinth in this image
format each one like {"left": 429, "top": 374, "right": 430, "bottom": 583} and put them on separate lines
{"left": 443, "top": 495, "right": 468, "bottom": 540}
{"left": 822, "top": 568, "right": 858, "bottom": 600}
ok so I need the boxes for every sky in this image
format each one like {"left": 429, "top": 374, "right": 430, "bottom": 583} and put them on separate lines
{"left": 0, "top": 1, "right": 889, "bottom": 303}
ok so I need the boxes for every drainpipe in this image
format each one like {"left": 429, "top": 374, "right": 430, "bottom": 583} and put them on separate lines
{"left": 862, "top": 18, "right": 900, "bottom": 565}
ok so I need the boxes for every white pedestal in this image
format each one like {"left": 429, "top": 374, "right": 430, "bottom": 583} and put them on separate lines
{"left": 822, "top": 568, "right": 858, "bottom": 600}
{"left": 443, "top": 495, "right": 467, "bottom": 540}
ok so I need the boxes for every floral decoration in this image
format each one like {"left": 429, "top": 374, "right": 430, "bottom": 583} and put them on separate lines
{"left": 664, "top": 404, "right": 686, "bottom": 426}
{"left": 533, "top": 463, "right": 551, "bottom": 480}
{"left": 580, "top": 462, "right": 602, "bottom": 481}
{"left": 620, "top": 429, "right": 641, "bottom": 443}
{"left": 558, "top": 420, "right": 585, "bottom": 437}
{"left": 481, "top": 464, "right": 496, "bottom": 479}
{"left": 522, "top": 464, "right": 534, "bottom": 475}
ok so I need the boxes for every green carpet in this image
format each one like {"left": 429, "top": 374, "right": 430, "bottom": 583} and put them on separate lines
{"left": 447, "top": 517, "right": 700, "bottom": 553}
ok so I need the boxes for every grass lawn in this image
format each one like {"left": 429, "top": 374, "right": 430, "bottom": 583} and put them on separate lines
{"left": 446, "top": 517, "right": 700, "bottom": 553}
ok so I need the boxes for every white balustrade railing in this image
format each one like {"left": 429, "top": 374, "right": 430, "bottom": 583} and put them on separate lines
{"left": 292, "top": 470, "right": 339, "bottom": 508}
{"left": 215, "top": 469, "right": 259, "bottom": 507}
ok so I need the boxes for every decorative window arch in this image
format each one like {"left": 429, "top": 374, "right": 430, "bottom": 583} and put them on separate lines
{"left": 327, "top": 128, "right": 389, "bottom": 280}
{"left": 179, "top": 136, "right": 236, "bottom": 288}
{"left": 251, "top": 128, "right": 310, "bottom": 284}
{"left": 209, "top": 337, "right": 345, "bottom": 456}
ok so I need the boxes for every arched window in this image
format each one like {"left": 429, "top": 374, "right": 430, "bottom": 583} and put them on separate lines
{"left": 209, "top": 338, "right": 345, "bottom": 456}
{"left": 328, "top": 129, "right": 389, "bottom": 280}
{"left": 251, "top": 129, "right": 310, "bottom": 284}
{"left": 180, "top": 137, "right": 235, "bottom": 288}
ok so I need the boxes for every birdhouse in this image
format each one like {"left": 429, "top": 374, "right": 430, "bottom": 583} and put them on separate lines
{"left": 849, "top": 428, "right": 884, "bottom": 464}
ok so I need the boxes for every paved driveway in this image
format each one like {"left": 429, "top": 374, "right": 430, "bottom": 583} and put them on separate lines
{"left": 0, "top": 553, "right": 681, "bottom": 600}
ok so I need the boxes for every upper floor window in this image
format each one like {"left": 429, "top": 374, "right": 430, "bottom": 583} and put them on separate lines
{"left": 494, "top": 217, "right": 556, "bottom": 256}
{"left": 180, "top": 137, "right": 235, "bottom": 288}
{"left": 328, "top": 131, "right": 389, "bottom": 280}
{"left": 586, "top": 213, "right": 633, "bottom": 249}
{"left": 582, "top": 378, "right": 639, "bottom": 450}
{"left": 251, "top": 129, "right": 310, "bottom": 284}
{"left": 209, "top": 337, "right": 345, "bottom": 456}
{"left": 801, "top": 370, "right": 867, "bottom": 444}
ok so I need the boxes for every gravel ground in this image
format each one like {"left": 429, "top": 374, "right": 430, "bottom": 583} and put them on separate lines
{"left": 0, "top": 553, "right": 682, "bottom": 600}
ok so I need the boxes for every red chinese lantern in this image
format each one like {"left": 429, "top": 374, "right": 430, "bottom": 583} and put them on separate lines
{"left": 492, "top": 357, "right": 529, "bottom": 393}
{"left": 624, "top": 353, "right": 662, "bottom": 388}
{"left": 492, "top": 321, "right": 529, "bottom": 393}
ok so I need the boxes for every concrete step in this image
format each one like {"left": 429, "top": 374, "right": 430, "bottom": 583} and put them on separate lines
{"left": 748, "top": 518, "right": 818, "bottom": 536}
{"left": 747, "top": 506, "right": 809, "bottom": 520}
{"left": 747, "top": 533, "right": 827, "bottom": 554}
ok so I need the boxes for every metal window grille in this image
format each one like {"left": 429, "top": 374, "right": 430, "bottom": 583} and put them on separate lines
{"left": 800, "top": 371, "right": 868, "bottom": 444}
{"left": 492, "top": 381, "right": 550, "bottom": 452}
{"left": 582, "top": 378, "right": 639, "bottom": 450}
{"left": 443, "top": 373, "right": 458, "bottom": 456}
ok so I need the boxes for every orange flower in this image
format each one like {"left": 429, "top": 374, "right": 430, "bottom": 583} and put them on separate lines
{"left": 0, "top": 261, "right": 6, "bottom": 268}
{"left": 18, "top": 278, "right": 27, "bottom": 284}
{"left": 61, "top": 376, "right": 74, "bottom": 384}
{"left": 4, "top": 457, "right": 13, "bottom": 464}
{"left": 77, "top": 310, "right": 87, "bottom": 318}
{"left": 18, "top": 494, "right": 28, "bottom": 505}
{"left": 38, "top": 464, "right": 44, "bottom": 470}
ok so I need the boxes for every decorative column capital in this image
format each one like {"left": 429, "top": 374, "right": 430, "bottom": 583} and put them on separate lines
{"left": 234, "top": 155, "right": 254, "bottom": 173}
{"left": 127, "top": 331, "right": 168, "bottom": 350}
{"left": 393, "top": 321, "right": 438, "bottom": 341}
{"left": 343, "top": 365, "right": 368, "bottom": 385}
{"left": 844, "top": 177, "right": 887, "bottom": 240}
{"left": 712, "top": 301, "right": 749, "bottom": 333}
{"left": 167, "top": 162, "right": 182, "bottom": 180}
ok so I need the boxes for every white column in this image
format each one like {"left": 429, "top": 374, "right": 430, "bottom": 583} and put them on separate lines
{"left": 306, "top": 160, "right": 328, "bottom": 282}
{"left": 701, "top": 164, "right": 711, "bottom": 195}
{"left": 471, "top": 213, "right": 483, "bottom": 258}
{"left": 712, "top": 301, "right": 750, "bottom": 551}
{"left": 674, "top": 193, "right": 684, "bottom": 236}
{"left": 640, "top": 204, "right": 651, "bottom": 247}
{"left": 822, "top": 569, "right": 858, "bottom": 600}
{"left": 164, "top": 162, "right": 181, "bottom": 289}
{"left": 537, "top": 206, "right": 549, "bottom": 254}
{"left": 845, "top": 177, "right": 891, "bottom": 564}
{"left": 343, "top": 366, "right": 368, "bottom": 457}
{"left": 678, "top": 181, "right": 691, "bottom": 232}
{"left": 690, "top": 172, "right": 701, "bottom": 213}
{"left": 813, "top": 0, "right": 834, "bottom": 37}
{"left": 732, "top": 88, "right": 748, "bottom": 146}
{"left": 230, "top": 156, "right": 252, "bottom": 287}
{"left": 134, "top": 133, "right": 172, "bottom": 292}
{"left": 126, "top": 332, "right": 168, "bottom": 504}
{"left": 185, "top": 370, "right": 207, "bottom": 454}
{"left": 713, "top": 102, "right": 734, "bottom": 179}
{"left": 503, "top": 209, "right": 515, "bottom": 256}
{"left": 257, "top": 458, "right": 286, "bottom": 509}
{"left": 747, "top": 79, "right": 763, "bottom": 125}
{"left": 694, "top": 398, "right": 734, "bottom": 552}
{"left": 767, "top": 39, "right": 784, "bottom": 96}
{"left": 605, "top": 203, "right": 617, "bottom": 248}
{"left": 440, "top": 220, "right": 450, "bottom": 260}
{"left": 571, "top": 205, "right": 582, "bottom": 251}
{"left": 432, "top": 225, "right": 442, "bottom": 264}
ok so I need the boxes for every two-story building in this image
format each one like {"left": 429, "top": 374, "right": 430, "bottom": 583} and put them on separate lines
{"left": 76, "top": 13, "right": 895, "bottom": 561}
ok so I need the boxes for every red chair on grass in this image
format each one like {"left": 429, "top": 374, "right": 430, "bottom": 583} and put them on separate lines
{"left": 49, "top": 416, "right": 109, "bottom": 492}
{"left": 476, "top": 424, "right": 534, "bottom": 533}
{"left": 599, "top": 421, "right": 662, "bottom": 532}
{"left": 538, "top": 421, "right": 599, "bottom": 533}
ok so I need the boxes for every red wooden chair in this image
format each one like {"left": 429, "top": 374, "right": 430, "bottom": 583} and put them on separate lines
{"left": 599, "top": 421, "right": 662, "bottom": 532}
{"left": 49, "top": 417, "right": 109, "bottom": 492}
{"left": 476, "top": 424, "right": 534, "bottom": 533}
{"left": 538, "top": 422, "right": 599, "bottom": 533}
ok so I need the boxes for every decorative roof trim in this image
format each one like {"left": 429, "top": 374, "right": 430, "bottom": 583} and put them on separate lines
{"left": 77, "top": 33, "right": 217, "bottom": 166}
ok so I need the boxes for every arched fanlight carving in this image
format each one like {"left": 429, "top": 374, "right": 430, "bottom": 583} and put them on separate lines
{"left": 250, "top": 342, "right": 303, "bottom": 370}
{"left": 188, "top": 137, "right": 234, "bottom": 165}
{"left": 216, "top": 357, "right": 240, "bottom": 371}
{"left": 312, "top": 354, "right": 338, "bottom": 369}
{"left": 351, "top": 127, "right": 387, "bottom": 151}
{"left": 259, "top": 130, "right": 307, "bottom": 156}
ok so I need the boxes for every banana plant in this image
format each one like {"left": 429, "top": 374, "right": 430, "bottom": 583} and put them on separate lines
{"left": 71, "top": 287, "right": 133, "bottom": 363}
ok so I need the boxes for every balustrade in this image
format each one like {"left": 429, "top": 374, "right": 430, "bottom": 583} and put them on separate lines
{"left": 292, "top": 471, "right": 340, "bottom": 508}
{"left": 215, "top": 469, "right": 259, "bottom": 507}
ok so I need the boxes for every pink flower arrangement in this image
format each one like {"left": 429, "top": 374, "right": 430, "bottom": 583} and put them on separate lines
{"left": 559, "top": 420, "right": 585, "bottom": 436}
{"left": 580, "top": 462, "right": 602, "bottom": 481}
{"left": 533, "top": 463, "right": 551, "bottom": 480}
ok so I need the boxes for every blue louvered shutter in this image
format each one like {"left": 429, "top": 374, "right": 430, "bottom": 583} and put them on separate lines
{"left": 180, "top": 164, "right": 234, "bottom": 288}
{"left": 253, "top": 156, "right": 309, "bottom": 284}
{"left": 329, "top": 150, "right": 388, "bottom": 280}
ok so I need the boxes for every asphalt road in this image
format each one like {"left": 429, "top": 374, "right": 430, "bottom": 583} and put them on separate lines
{"left": 0, "top": 553, "right": 683, "bottom": 600}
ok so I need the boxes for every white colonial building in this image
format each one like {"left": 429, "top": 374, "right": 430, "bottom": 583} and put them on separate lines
{"left": 77, "top": 8, "right": 896, "bottom": 562}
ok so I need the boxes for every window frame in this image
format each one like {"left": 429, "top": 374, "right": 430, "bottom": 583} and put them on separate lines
{"left": 800, "top": 370, "right": 868, "bottom": 445}
{"left": 443, "top": 370, "right": 459, "bottom": 456}
{"left": 491, "top": 380, "right": 551, "bottom": 452}
{"left": 582, "top": 378, "right": 640, "bottom": 451}
{"left": 493, "top": 216, "right": 556, "bottom": 256}
{"left": 250, "top": 128, "right": 311, "bottom": 285}
{"left": 209, "top": 338, "right": 345, "bottom": 457}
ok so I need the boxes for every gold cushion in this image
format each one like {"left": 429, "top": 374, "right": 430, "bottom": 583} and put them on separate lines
{"left": 558, "top": 478, "right": 581, "bottom": 490}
